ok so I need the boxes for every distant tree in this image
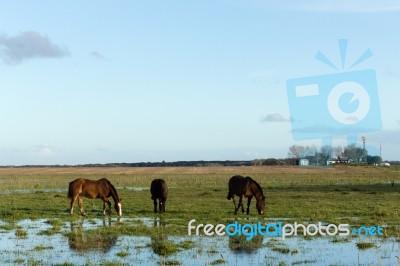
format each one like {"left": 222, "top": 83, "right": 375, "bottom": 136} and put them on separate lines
{"left": 262, "top": 158, "right": 285, "bottom": 165}
{"left": 320, "top": 145, "right": 333, "bottom": 162}
{"left": 332, "top": 145, "right": 343, "bottom": 161}
{"left": 346, "top": 144, "right": 366, "bottom": 162}
{"left": 288, "top": 145, "right": 306, "bottom": 159}
{"left": 366, "top": 155, "right": 382, "bottom": 165}
{"left": 314, "top": 152, "right": 324, "bottom": 165}
{"left": 251, "top": 159, "right": 263, "bottom": 166}
{"left": 288, "top": 145, "right": 316, "bottom": 159}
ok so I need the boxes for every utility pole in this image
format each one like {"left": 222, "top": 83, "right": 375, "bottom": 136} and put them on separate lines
{"left": 361, "top": 136, "right": 366, "bottom": 163}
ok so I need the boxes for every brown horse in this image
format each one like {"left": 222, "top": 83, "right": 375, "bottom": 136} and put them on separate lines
{"left": 227, "top": 175, "right": 265, "bottom": 215}
{"left": 150, "top": 179, "right": 168, "bottom": 213}
{"left": 68, "top": 178, "right": 122, "bottom": 216}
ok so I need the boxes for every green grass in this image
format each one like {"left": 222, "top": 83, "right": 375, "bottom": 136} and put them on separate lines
{"left": 210, "top": 258, "right": 226, "bottom": 265}
{"left": 33, "top": 245, "right": 53, "bottom": 251}
{"left": 15, "top": 228, "right": 28, "bottom": 238}
{"left": 13, "top": 258, "right": 25, "bottom": 264}
{"left": 292, "top": 259, "right": 317, "bottom": 265}
{"left": 149, "top": 237, "right": 180, "bottom": 256}
{"left": 0, "top": 165, "right": 399, "bottom": 238}
{"left": 162, "top": 260, "right": 182, "bottom": 265}
{"left": 116, "top": 250, "right": 129, "bottom": 257}
{"left": 356, "top": 242, "right": 376, "bottom": 249}
{"left": 54, "top": 263, "right": 74, "bottom": 266}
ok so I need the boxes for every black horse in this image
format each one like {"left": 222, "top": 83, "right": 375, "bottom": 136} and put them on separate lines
{"left": 150, "top": 179, "right": 168, "bottom": 213}
{"left": 227, "top": 175, "right": 265, "bottom": 215}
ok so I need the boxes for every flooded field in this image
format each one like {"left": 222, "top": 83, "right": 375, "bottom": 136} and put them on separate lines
{"left": 1, "top": 166, "right": 399, "bottom": 265}
{"left": 0, "top": 218, "right": 399, "bottom": 265}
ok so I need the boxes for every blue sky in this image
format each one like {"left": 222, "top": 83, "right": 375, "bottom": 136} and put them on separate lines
{"left": 1, "top": 1, "right": 399, "bottom": 165}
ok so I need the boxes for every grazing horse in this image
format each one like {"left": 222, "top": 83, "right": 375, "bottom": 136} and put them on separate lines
{"left": 227, "top": 175, "right": 265, "bottom": 215}
{"left": 68, "top": 178, "right": 122, "bottom": 216}
{"left": 150, "top": 179, "right": 168, "bottom": 214}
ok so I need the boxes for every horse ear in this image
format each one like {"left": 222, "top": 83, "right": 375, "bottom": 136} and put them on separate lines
{"left": 120, "top": 198, "right": 122, "bottom": 202}
{"left": 262, "top": 196, "right": 265, "bottom": 201}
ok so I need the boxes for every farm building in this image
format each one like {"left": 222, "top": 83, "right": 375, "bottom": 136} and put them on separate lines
{"left": 299, "top": 158, "right": 309, "bottom": 166}
{"left": 326, "top": 157, "right": 350, "bottom": 165}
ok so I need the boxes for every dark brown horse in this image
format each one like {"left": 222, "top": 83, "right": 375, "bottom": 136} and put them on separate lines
{"left": 227, "top": 175, "right": 265, "bottom": 215}
{"left": 150, "top": 179, "right": 168, "bottom": 213}
{"left": 68, "top": 178, "right": 122, "bottom": 216}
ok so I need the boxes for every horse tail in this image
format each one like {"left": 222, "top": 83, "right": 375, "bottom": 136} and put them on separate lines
{"left": 67, "top": 179, "right": 83, "bottom": 199}
{"left": 67, "top": 182, "right": 73, "bottom": 199}
{"left": 227, "top": 190, "right": 233, "bottom": 200}
{"left": 227, "top": 180, "right": 233, "bottom": 200}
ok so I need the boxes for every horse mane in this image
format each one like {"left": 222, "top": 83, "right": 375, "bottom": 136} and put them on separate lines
{"left": 102, "top": 178, "right": 120, "bottom": 202}
{"left": 247, "top": 176, "right": 264, "bottom": 197}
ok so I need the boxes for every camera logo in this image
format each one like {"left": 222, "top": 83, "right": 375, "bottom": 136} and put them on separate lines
{"left": 287, "top": 39, "right": 382, "bottom": 142}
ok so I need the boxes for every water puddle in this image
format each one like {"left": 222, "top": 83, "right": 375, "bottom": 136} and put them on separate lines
{"left": 0, "top": 188, "right": 67, "bottom": 195}
{"left": 0, "top": 218, "right": 398, "bottom": 265}
{"left": 124, "top": 186, "right": 148, "bottom": 191}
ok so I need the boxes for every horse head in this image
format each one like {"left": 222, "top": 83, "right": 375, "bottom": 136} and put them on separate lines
{"left": 114, "top": 199, "right": 122, "bottom": 217}
{"left": 256, "top": 196, "right": 266, "bottom": 215}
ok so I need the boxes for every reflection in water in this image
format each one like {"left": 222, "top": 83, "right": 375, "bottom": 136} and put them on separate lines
{"left": 153, "top": 216, "right": 166, "bottom": 227}
{"left": 0, "top": 219, "right": 397, "bottom": 265}
{"left": 150, "top": 216, "right": 179, "bottom": 256}
{"left": 228, "top": 235, "right": 264, "bottom": 253}
{"left": 67, "top": 217, "right": 118, "bottom": 252}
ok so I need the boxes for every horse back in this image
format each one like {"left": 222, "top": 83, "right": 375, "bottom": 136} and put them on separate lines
{"left": 228, "top": 175, "right": 251, "bottom": 197}
{"left": 151, "top": 179, "right": 168, "bottom": 200}
{"left": 68, "top": 178, "right": 110, "bottom": 199}
{"left": 94, "top": 178, "right": 116, "bottom": 198}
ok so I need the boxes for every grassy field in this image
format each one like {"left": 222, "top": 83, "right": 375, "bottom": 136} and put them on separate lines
{"left": 0, "top": 165, "right": 399, "bottom": 237}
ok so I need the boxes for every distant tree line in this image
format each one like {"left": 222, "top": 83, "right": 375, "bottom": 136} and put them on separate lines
{"left": 286, "top": 144, "right": 383, "bottom": 165}
{"left": 4, "top": 160, "right": 253, "bottom": 168}
{"left": 2, "top": 153, "right": 398, "bottom": 168}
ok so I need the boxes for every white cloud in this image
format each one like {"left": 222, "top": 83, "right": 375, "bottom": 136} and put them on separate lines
{"left": 28, "top": 145, "right": 54, "bottom": 156}
{"left": 90, "top": 51, "right": 105, "bottom": 60}
{"left": 261, "top": 113, "right": 290, "bottom": 123}
{"left": 0, "top": 31, "right": 69, "bottom": 65}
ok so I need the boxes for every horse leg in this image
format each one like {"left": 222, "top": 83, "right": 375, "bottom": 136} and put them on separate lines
{"left": 153, "top": 199, "right": 158, "bottom": 213}
{"left": 102, "top": 201, "right": 107, "bottom": 216}
{"left": 102, "top": 198, "right": 111, "bottom": 215}
{"left": 246, "top": 196, "right": 253, "bottom": 215}
{"left": 158, "top": 200, "right": 163, "bottom": 214}
{"left": 161, "top": 199, "right": 166, "bottom": 213}
{"left": 78, "top": 196, "right": 86, "bottom": 216}
{"left": 70, "top": 195, "right": 78, "bottom": 215}
{"left": 238, "top": 196, "right": 245, "bottom": 214}
{"left": 232, "top": 196, "right": 238, "bottom": 215}
{"left": 159, "top": 198, "right": 166, "bottom": 214}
